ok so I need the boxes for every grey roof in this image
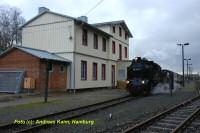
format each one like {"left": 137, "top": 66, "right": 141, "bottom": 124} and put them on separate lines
{"left": 0, "top": 45, "right": 71, "bottom": 63}
{"left": 92, "top": 20, "right": 133, "bottom": 37}
{"left": 20, "top": 11, "right": 111, "bottom": 38}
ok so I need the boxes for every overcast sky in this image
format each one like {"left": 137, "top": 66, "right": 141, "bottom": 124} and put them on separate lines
{"left": 1, "top": 0, "right": 199, "bottom": 74}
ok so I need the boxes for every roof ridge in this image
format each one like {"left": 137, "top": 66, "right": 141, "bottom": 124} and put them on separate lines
{"left": 92, "top": 20, "right": 125, "bottom": 25}
{"left": 20, "top": 10, "right": 75, "bottom": 29}
{"left": 20, "top": 10, "right": 112, "bottom": 37}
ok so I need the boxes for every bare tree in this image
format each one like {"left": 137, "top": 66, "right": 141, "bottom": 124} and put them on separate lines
{"left": 0, "top": 5, "right": 25, "bottom": 52}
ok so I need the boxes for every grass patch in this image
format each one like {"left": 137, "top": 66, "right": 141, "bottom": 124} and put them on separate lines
{"left": 0, "top": 99, "right": 63, "bottom": 115}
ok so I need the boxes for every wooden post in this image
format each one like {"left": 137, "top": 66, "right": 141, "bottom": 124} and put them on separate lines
{"left": 44, "top": 61, "right": 50, "bottom": 103}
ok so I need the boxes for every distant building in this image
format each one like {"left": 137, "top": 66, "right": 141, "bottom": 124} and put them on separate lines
{"left": 188, "top": 74, "right": 200, "bottom": 80}
{"left": 20, "top": 7, "right": 133, "bottom": 90}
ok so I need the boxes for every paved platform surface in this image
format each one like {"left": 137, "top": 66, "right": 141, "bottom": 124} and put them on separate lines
{"left": 0, "top": 88, "right": 129, "bottom": 125}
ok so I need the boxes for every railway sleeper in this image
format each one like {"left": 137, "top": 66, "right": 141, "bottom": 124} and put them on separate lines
{"left": 140, "top": 131, "right": 160, "bottom": 133}
{"left": 170, "top": 113, "right": 192, "bottom": 118}
{"left": 190, "top": 101, "right": 200, "bottom": 105}
{"left": 182, "top": 106, "right": 199, "bottom": 110}
{"left": 182, "top": 105, "right": 198, "bottom": 108}
{"left": 183, "top": 129, "right": 197, "bottom": 133}
{"left": 177, "top": 108, "right": 196, "bottom": 111}
{"left": 173, "top": 111, "right": 194, "bottom": 116}
{"left": 191, "top": 121, "right": 200, "bottom": 126}
{"left": 174, "top": 108, "right": 195, "bottom": 112}
{"left": 193, "top": 120, "right": 200, "bottom": 124}
{"left": 187, "top": 105, "right": 200, "bottom": 108}
{"left": 159, "top": 119, "right": 181, "bottom": 124}
{"left": 146, "top": 125, "right": 173, "bottom": 132}
{"left": 193, "top": 117, "right": 200, "bottom": 121}
{"left": 165, "top": 116, "right": 187, "bottom": 121}
{"left": 154, "top": 122, "right": 178, "bottom": 128}
{"left": 187, "top": 106, "right": 200, "bottom": 110}
{"left": 186, "top": 126, "right": 199, "bottom": 131}
{"left": 172, "top": 111, "right": 194, "bottom": 115}
{"left": 189, "top": 121, "right": 200, "bottom": 127}
{"left": 168, "top": 114, "right": 190, "bottom": 118}
{"left": 189, "top": 125, "right": 200, "bottom": 130}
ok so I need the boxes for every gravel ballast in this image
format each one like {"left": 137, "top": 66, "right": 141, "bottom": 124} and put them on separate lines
{"left": 37, "top": 91, "right": 197, "bottom": 133}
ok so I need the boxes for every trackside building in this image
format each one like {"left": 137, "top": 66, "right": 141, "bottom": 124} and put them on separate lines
{"left": 21, "top": 7, "right": 133, "bottom": 90}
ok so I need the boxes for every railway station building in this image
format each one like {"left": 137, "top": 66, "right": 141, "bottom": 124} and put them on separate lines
{"left": 14, "top": 7, "right": 133, "bottom": 91}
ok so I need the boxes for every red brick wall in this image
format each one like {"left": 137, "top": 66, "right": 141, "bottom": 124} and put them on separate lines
{"left": 0, "top": 48, "right": 41, "bottom": 90}
{"left": 49, "top": 63, "right": 67, "bottom": 90}
{"left": 0, "top": 48, "right": 68, "bottom": 92}
{"left": 38, "top": 61, "right": 47, "bottom": 92}
{"left": 39, "top": 62, "right": 67, "bottom": 91}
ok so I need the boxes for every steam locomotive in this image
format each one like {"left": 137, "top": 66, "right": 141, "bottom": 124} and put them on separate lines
{"left": 126, "top": 57, "right": 182, "bottom": 96}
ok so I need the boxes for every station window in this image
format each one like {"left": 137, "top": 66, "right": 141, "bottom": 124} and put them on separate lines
{"left": 112, "top": 41, "right": 116, "bottom": 54}
{"left": 102, "top": 37, "right": 106, "bottom": 52}
{"left": 119, "top": 44, "right": 122, "bottom": 60}
{"left": 82, "top": 29, "right": 88, "bottom": 46}
{"left": 124, "top": 47, "right": 127, "bottom": 58}
{"left": 81, "top": 60, "right": 87, "bottom": 80}
{"left": 125, "top": 33, "right": 128, "bottom": 40}
{"left": 119, "top": 27, "right": 122, "bottom": 37}
{"left": 94, "top": 33, "right": 98, "bottom": 49}
{"left": 113, "top": 26, "right": 115, "bottom": 33}
{"left": 93, "top": 62, "right": 98, "bottom": 80}
{"left": 60, "top": 65, "right": 64, "bottom": 72}
{"left": 49, "top": 63, "right": 53, "bottom": 72}
{"left": 102, "top": 64, "right": 106, "bottom": 80}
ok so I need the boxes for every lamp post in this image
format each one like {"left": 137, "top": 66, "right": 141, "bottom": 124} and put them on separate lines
{"left": 184, "top": 58, "right": 191, "bottom": 80}
{"left": 177, "top": 43, "right": 189, "bottom": 87}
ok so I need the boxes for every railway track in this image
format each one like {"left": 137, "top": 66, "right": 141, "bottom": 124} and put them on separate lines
{"left": 184, "top": 113, "right": 200, "bottom": 132}
{"left": 122, "top": 95, "right": 200, "bottom": 133}
{"left": 0, "top": 95, "right": 133, "bottom": 133}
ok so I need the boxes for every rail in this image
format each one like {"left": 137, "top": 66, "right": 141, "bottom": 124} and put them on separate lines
{"left": 122, "top": 95, "right": 200, "bottom": 133}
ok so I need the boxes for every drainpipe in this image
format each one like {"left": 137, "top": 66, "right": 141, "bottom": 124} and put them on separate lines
{"left": 73, "top": 23, "right": 76, "bottom": 94}
{"left": 68, "top": 62, "right": 72, "bottom": 91}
